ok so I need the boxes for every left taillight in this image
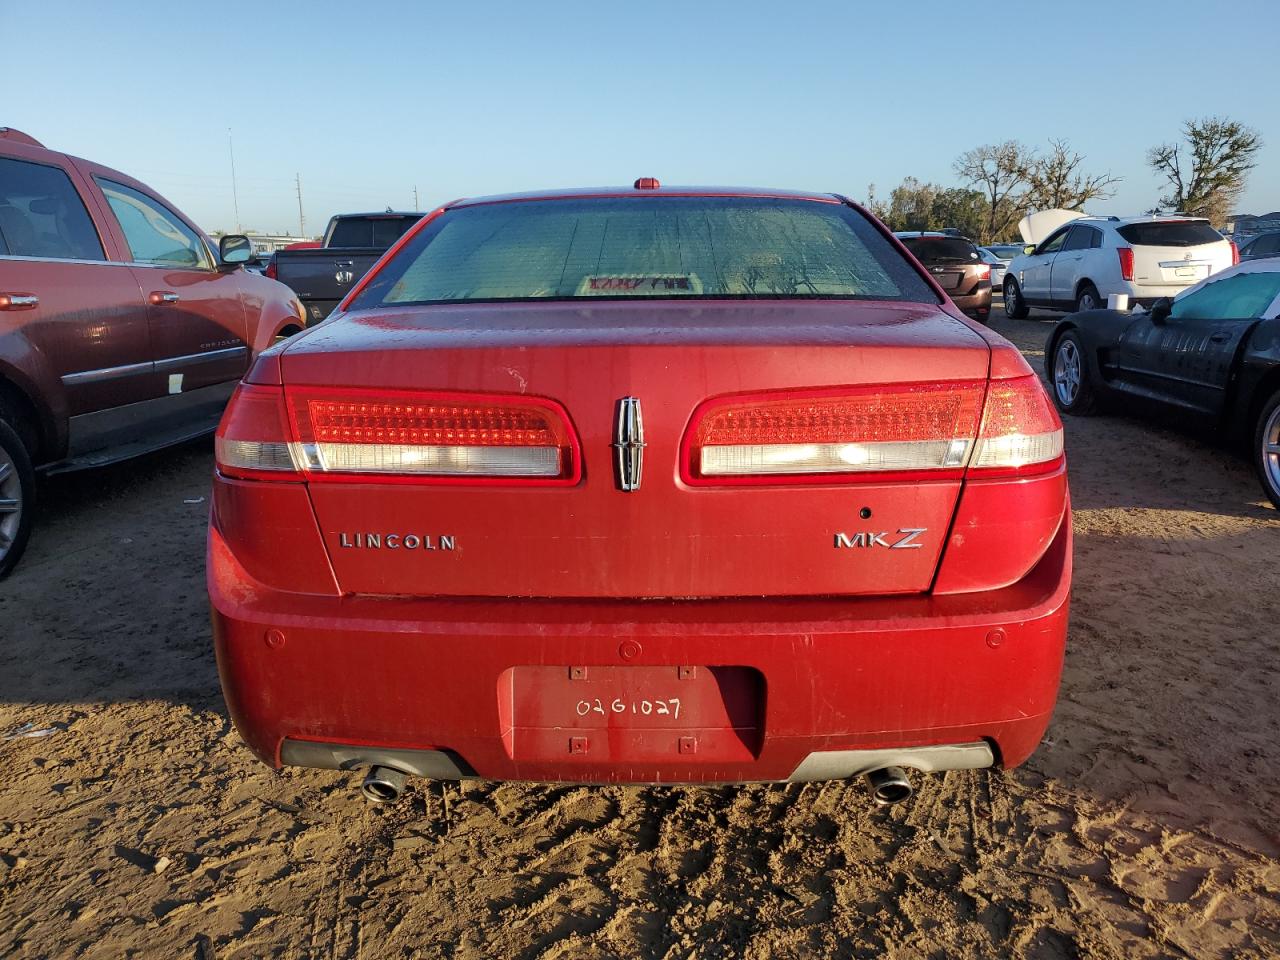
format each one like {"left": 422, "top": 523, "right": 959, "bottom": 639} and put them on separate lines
{"left": 285, "top": 388, "right": 580, "bottom": 484}
{"left": 968, "top": 374, "right": 1063, "bottom": 477}
{"left": 264, "top": 256, "right": 278, "bottom": 280}
{"left": 214, "top": 384, "right": 300, "bottom": 481}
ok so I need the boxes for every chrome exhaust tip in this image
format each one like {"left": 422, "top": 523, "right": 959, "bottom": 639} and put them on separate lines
{"left": 361, "top": 765, "right": 407, "bottom": 804}
{"left": 864, "top": 766, "right": 913, "bottom": 806}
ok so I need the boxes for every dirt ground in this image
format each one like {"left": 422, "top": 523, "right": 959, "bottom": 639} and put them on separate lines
{"left": 1, "top": 309, "right": 1278, "bottom": 959}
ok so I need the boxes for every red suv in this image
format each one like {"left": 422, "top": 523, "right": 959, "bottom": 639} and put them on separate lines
{"left": 209, "top": 184, "right": 1070, "bottom": 805}
{"left": 0, "top": 128, "right": 305, "bottom": 577}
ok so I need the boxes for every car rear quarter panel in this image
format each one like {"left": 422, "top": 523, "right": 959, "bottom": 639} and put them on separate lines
{"left": 1232, "top": 317, "right": 1280, "bottom": 436}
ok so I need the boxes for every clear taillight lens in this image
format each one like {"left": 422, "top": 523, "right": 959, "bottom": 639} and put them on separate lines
{"left": 286, "top": 388, "right": 579, "bottom": 483}
{"left": 215, "top": 384, "right": 300, "bottom": 480}
{"left": 684, "top": 382, "right": 987, "bottom": 483}
{"left": 969, "top": 375, "right": 1063, "bottom": 476}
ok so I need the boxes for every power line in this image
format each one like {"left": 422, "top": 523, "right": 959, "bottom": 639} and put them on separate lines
{"left": 295, "top": 173, "right": 306, "bottom": 237}
{"left": 227, "top": 128, "right": 241, "bottom": 233}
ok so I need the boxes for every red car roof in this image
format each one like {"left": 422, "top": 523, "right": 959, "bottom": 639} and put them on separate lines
{"left": 451, "top": 185, "right": 843, "bottom": 208}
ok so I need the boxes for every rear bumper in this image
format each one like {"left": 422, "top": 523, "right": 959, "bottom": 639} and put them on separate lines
{"left": 952, "top": 285, "right": 993, "bottom": 316}
{"left": 209, "top": 503, "right": 1070, "bottom": 783}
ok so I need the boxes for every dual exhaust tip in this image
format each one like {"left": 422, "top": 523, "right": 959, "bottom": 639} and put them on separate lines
{"left": 864, "top": 766, "right": 913, "bottom": 806}
{"left": 361, "top": 765, "right": 407, "bottom": 804}
{"left": 360, "top": 763, "right": 913, "bottom": 807}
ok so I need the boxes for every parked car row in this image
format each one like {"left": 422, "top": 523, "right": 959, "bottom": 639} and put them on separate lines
{"left": 0, "top": 127, "right": 305, "bottom": 576}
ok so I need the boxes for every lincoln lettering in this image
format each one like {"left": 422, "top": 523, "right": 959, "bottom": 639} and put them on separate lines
{"left": 338, "top": 533, "right": 457, "bottom": 550}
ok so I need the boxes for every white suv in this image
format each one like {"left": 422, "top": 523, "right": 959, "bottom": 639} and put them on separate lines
{"left": 1003, "top": 215, "right": 1237, "bottom": 317}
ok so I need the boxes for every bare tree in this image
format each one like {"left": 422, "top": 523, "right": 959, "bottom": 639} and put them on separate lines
{"left": 1024, "top": 139, "right": 1120, "bottom": 212}
{"left": 954, "top": 141, "right": 1031, "bottom": 243}
{"left": 1148, "top": 117, "right": 1263, "bottom": 227}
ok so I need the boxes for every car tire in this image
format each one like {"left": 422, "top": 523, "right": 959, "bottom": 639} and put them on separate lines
{"left": 1004, "top": 278, "right": 1029, "bottom": 319}
{"left": 1076, "top": 283, "right": 1102, "bottom": 313}
{"left": 1253, "top": 389, "right": 1280, "bottom": 510}
{"left": 1049, "top": 330, "right": 1097, "bottom": 416}
{"left": 0, "top": 413, "right": 36, "bottom": 579}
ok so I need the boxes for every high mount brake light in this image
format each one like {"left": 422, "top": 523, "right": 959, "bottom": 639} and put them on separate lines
{"left": 684, "top": 376, "right": 1062, "bottom": 484}
{"left": 286, "top": 388, "right": 580, "bottom": 483}
{"left": 684, "top": 382, "right": 987, "bottom": 484}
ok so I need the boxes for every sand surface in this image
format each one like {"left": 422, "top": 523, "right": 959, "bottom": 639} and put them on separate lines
{"left": 1, "top": 312, "right": 1278, "bottom": 958}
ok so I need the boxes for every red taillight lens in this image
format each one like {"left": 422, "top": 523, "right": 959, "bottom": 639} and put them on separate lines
{"left": 1117, "top": 247, "right": 1134, "bottom": 281}
{"left": 265, "top": 256, "right": 278, "bottom": 280}
{"left": 976, "top": 265, "right": 991, "bottom": 282}
{"left": 286, "top": 388, "right": 580, "bottom": 483}
{"left": 968, "top": 375, "right": 1063, "bottom": 477}
{"left": 1229, "top": 240, "right": 1239, "bottom": 265}
{"left": 214, "top": 384, "right": 300, "bottom": 480}
{"left": 684, "top": 382, "right": 987, "bottom": 483}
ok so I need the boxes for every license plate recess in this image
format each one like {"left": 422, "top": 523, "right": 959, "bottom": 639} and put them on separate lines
{"left": 501, "top": 665, "right": 763, "bottom": 763}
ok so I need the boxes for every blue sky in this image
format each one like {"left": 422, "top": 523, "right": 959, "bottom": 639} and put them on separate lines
{"left": 5, "top": 0, "right": 1276, "bottom": 235}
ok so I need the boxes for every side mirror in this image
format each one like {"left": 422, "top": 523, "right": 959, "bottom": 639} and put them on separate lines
{"left": 1149, "top": 298, "right": 1172, "bottom": 325}
{"left": 219, "top": 234, "right": 255, "bottom": 265}
{"left": 1023, "top": 244, "right": 1036, "bottom": 256}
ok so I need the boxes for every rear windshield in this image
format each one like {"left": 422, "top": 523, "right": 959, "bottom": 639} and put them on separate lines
{"left": 350, "top": 197, "right": 938, "bottom": 307}
{"left": 328, "top": 216, "right": 420, "bottom": 249}
{"left": 898, "top": 236, "right": 980, "bottom": 264}
{"left": 988, "top": 244, "right": 1024, "bottom": 258}
{"left": 1116, "top": 221, "right": 1223, "bottom": 247}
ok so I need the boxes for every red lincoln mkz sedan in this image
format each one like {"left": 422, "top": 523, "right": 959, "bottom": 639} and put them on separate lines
{"left": 208, "top": 181, "right": 1070, "bottom": 805}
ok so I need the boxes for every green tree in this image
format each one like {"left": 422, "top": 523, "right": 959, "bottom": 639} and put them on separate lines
{"left": 1147, "top": 117, "right": 1263, "bottom": 227}
{"left": 930, "top": 187, "right": 987, "bottom": 240}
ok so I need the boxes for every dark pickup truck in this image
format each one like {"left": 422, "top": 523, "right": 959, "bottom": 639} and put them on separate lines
{"left": 270, "top": 211, "right": 421, "bottom": 323}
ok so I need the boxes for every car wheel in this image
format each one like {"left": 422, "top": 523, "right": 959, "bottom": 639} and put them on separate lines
{"left": 1049, "top": 330, "right": 1097, "bottom": 416}
{"left": 1004, "top": 278, "right": 1029, "bottom": 319}
{"left": 1076, "top": 283, "right": 1102, "bottom": 313}
{"left": 1253, "top": 390, "right": 1280, "bottom": 510}
{"left": 0, "top": 414, "right": 35, "bottom": 579}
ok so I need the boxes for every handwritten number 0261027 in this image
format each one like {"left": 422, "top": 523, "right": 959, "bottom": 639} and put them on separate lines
{"left": 575, "top": 697, "right": 682, "bottom": 720}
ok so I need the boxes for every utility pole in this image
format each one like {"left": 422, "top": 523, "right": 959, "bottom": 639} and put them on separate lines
{"left": 295, "top": 173, "right": 306, "bottom": 237}
{"left": 414, "top": 185, "right": 420, "bottom": 211}
{"left": 228, "top": 128, "right": 241, "bottom": 232}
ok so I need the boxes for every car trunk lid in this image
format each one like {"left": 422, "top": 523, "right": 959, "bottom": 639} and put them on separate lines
{"left": 279, "top": 300, "right": 991, "bottom": 599}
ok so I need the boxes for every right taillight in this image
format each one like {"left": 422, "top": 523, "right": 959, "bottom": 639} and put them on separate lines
{"left": 968, "top": 375, "right": 1064, "bottom": 477}
{"left": 1117, "top": 247, "right": 1134, "bottom": 281}
{"left": 215, "top": 383, "right": 300, "bottom": 481}
{"left": 215, "top": 384, "right": 580, "bottom": 484}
